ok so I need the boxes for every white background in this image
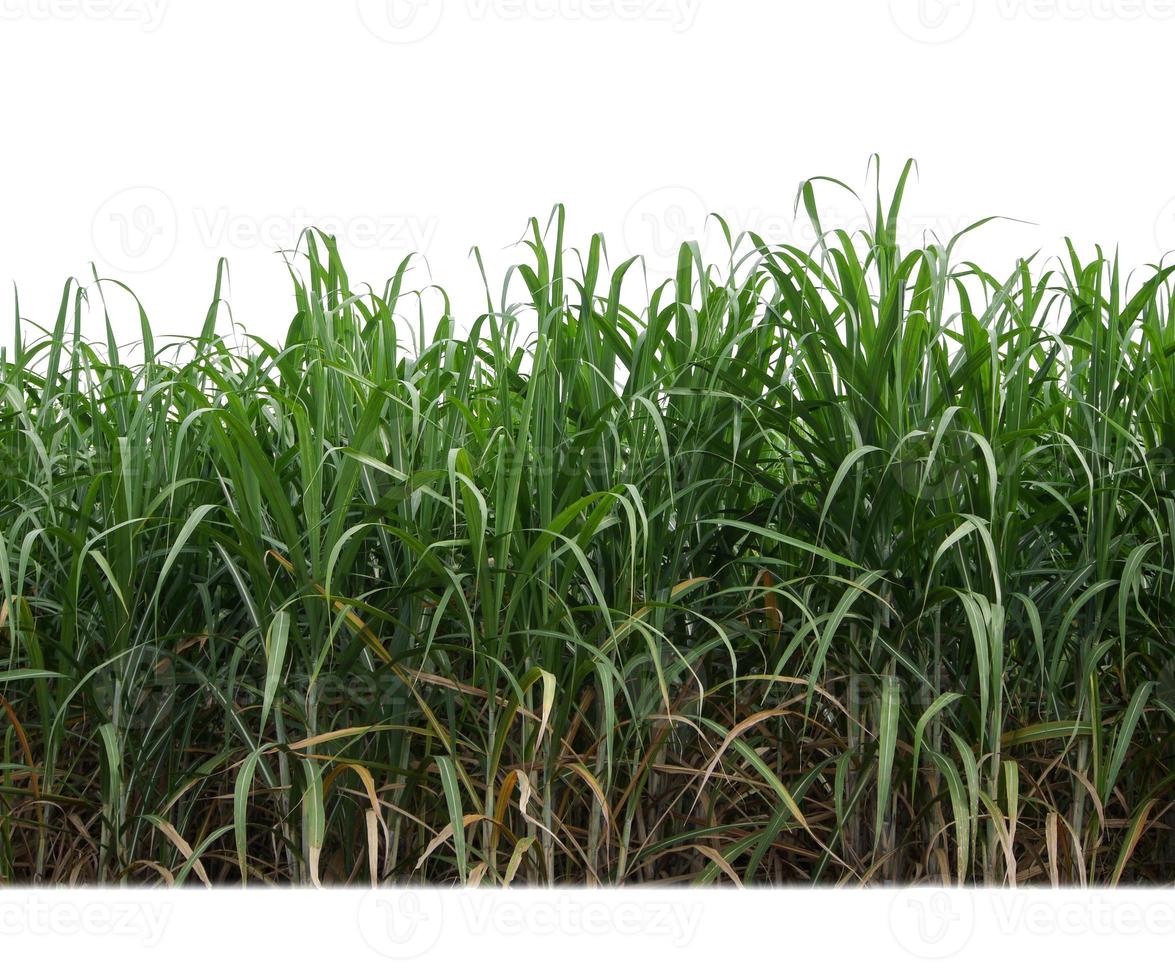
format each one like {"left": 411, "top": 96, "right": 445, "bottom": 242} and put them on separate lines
{"left": 1, "top": 888, "right": 1173, "bottom": 974}
{"left": 3, "top": 0, "right": 1175, "bottom": 349}
{"left": 2, "top": 0, "right": 1172, "bottom": 968}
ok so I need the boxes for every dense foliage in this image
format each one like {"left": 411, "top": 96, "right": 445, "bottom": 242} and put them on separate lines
{"left": 2, "top": 162, "right": 1172, "bottom": 885}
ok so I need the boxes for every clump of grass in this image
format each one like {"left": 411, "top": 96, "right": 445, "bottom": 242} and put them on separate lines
{"left": 1, "top": 160, "right": 1172, "bottom": 885}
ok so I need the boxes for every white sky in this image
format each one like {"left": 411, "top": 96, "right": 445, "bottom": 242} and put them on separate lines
{"left": 2, "top": 0, "right": 1174, "bottom": 351}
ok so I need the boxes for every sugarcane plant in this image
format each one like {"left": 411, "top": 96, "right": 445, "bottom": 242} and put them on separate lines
{"left": 0, "top": 159, "right": 1172, "bottom": 885}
